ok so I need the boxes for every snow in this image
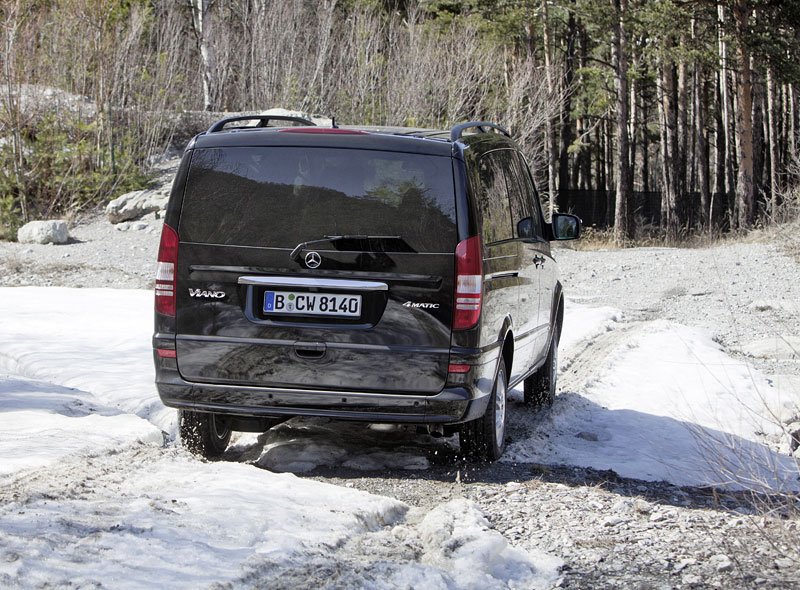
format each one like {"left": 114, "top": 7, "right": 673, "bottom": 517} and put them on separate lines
{"left": 413, "top": 499, "right": 562, "bottom": 589}
{"left": 506, "top": 303, "right": 800, "bottom": 491}
{"left": 0, "top": 451, "right": 407, "bottom": 588}
{"left": 559, "top": 300, "right": 621, "bottom": 355}
{"left": 0, "top": 287, "right": 562, "bottom": 588}
{"left": 0, "top": 289, "right": 795, "bottom": 493}
{"left": 0, "top": 287, "right": 174, "bottom": 433}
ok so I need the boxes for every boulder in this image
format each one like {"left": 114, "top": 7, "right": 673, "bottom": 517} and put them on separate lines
{"left": 106, "top": 187, "right": 169, "bottom": 224}
{"left": 17, "top": 220, "right": 69, "bottom": 244}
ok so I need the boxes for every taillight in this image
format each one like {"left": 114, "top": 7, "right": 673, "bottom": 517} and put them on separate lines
{"left": 453, "top": 235, "right": 483, "bottom": 330}
{"left": 155, "top": 223, "right": 178, "bottom": 316}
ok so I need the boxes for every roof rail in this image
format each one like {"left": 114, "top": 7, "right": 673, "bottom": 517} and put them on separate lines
{"left": 207, "top": 115, "right": 316, "bottom": 134}
{"left": 450, "top": 121, "right": 510, "bottom": 142}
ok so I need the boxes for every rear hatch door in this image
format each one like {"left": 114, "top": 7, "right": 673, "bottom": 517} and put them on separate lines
{"left": 175, "top": 144, "right": 457, "bottom": 394}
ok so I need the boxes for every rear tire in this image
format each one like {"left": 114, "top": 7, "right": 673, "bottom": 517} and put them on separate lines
{"left": 179, "top": 410, "right": 232, "bottom": 459}
{"left": 460, "top": 362, "right": 508, "bottom": 462}
{"left": 524, "top": 326, "right": 559, "bottom": 406}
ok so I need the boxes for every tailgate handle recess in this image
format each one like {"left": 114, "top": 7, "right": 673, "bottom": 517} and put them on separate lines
{"left": 294, "top": 342, "right": 327, "bottom": 359}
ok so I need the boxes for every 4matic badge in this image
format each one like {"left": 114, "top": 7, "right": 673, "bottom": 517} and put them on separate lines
{"left": 189, "top": 288, "right": 226, "bottom": 299}
{"left": 403, "top": 301, "right": 440, "bottom": 309}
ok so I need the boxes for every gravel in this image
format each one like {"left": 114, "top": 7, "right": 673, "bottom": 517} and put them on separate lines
{"left": 2, "top": 183, "right": 799, "bottom": 588}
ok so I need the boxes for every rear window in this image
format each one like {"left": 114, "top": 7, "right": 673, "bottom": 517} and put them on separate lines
{"left": 179, "top": 147, "right": 457, "bottom": 253}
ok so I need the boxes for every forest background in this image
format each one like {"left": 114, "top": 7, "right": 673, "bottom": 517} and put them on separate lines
{"left": 1, "top": 0, "right": 799, "bottom": 245}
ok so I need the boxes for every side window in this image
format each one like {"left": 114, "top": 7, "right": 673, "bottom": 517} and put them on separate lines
{"left": 512, "top": 152, "right": 545, "bottom": 240}
{"left": 504, "top": 154, "right": 532, "bottom": 236}
{"left": 476, "top": 151, "right": 513, "bottom": 244}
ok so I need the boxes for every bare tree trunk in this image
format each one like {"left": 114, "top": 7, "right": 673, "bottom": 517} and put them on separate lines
{"left": 677, "top": 38, "right": 689, "bottom": 199}
{"left": 659, "top": 52, "right": 680, "bottom": 241}
{"left": 642, "top": 92, "right": 650, "bottom": 192}
{"left": 542, "top": 0, "right": 558, "bottom": 216}
{"left": 189, "top": 0, "right": 217, "bottom": 111}
{"left": 733, "top": 0, "right": 754, "bottom": 228}
{"left": 788, "top": 84, "right": 797, "bottom": 158}
{"left": 766, "top": 68, "right": 779, "bottom": 213}
{"left": 305, "top": 0, "right": 337, "bottom": 112}
{"left": 558, "top": 6, "right": 577, "bottom": 194}
{"left": 611, "top": 0, "right": 632, "bottom": 244}
{"left": 717, "top": 3, "right": 737, "bottom": 225}
{"left": 1, "top": 1, "right": 27, "bottom": 221}
{"left": 595, "top": 123, "right": 604, "bottom": 193}
{"left": 695, "top": 61, "right": 711, "bottom": 227}
{"left": 752, "top": 58, "right": 765, "bottom": 214}
{"left": 629, "top": 39, "right": 639, "bottom": 190}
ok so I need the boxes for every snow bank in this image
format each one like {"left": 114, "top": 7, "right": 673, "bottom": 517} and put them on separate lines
{"left": 0, "top": 287, "right": 173, "bottom": 433}
{"left": 560, "top": 300, "right": 622, "bottom": 355}
{"left": 0, "top": 452, "right": 407, "bottom": 589}
{"left": 413, "top": 499, "right": 562, "bottom": 589}
{"left": 507, "top": 319, "right": 800, "bottom": 491}
{"left": 0, "top": 375, "right": 162, "bottom": 475}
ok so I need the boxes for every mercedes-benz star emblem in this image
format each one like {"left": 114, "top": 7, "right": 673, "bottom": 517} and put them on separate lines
{"left": 304, "top": 251, "right": 322, "bottom": 269}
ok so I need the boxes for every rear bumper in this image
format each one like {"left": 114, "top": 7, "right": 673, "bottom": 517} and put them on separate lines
{"left": 155, "top": 366, "right": 492, "bottom": 425}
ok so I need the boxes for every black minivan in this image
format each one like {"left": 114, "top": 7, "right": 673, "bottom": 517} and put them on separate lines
{"left": 153, "top": 116, "right": 580, "bottom": 461}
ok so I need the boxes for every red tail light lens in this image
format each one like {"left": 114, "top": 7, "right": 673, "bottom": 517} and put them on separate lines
{"left": 453, "top": 235, "right": 483, "bottom": 330}
{"left": 155, "top": 223, "right": 178, "bottom": 316}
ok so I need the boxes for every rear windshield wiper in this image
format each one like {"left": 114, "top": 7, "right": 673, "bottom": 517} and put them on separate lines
{"left": 290, "top": 235, "right": 410, "bottom": 261}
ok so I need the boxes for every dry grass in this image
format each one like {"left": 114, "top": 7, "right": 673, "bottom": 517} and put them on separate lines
{"left": 569, "top": 215, "right": 800, "bottom": 254}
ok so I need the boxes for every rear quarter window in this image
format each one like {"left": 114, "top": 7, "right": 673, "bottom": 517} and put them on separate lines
{"left": 179, "top": 147, "right": 457, "bottom": 253}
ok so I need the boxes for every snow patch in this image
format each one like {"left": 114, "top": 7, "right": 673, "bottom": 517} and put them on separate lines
{"left": 0, "top": 375, "right": 162, "bottom": 475}
{"left": 507, "top": 320, "right": 800, "bottom": 491}
{"left": 413, "top": 499, "right": 562, "bottom": 589}
{"left": 0, "top": 287, "right": 173, "bottom": 433}
{"left": 741, "top": 336, "right": 800, "bottom": 360}
{"left": 0, "top": 453, "right": 407, "bottom": 588}
{"left": 560, "top": 300, "right": 622, "bottom": 356}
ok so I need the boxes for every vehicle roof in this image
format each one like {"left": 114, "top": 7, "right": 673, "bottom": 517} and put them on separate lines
{"left": 189, "top": 124, "right": 516, "bottom": 158}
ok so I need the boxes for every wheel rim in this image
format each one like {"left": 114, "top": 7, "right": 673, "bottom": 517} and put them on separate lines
{"left": 494, "top": 372, "right": 507, "bottom": 448}
{"left": 210, "top": 415, "right": 230, "bottom": 442}
{"left": 550, "top": 342, "right": 558, "bottom": 392}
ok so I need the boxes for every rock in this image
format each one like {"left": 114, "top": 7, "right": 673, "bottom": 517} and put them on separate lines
{"left": 789, "top": 426, "right": 800, "bottom": 455}
{"left": 106, "top": 187, "right": 169, "bottom": 224}
{"left": 612, "top": 499, "right": 633, "bottom": 513}
{"left": 17, "top": 220, "right": 69, "bottom": 244}
{"left": 741, "top": 336, "right": 800, "bottom": 360}
{"left": 682, "top": 573, "right": 702, "bottom": 585}
{"left": 711, "top": 554, "right": 733, "bottom": 572}
{"left": 747, "top": 299, "right": 797, "bottom": 313}
{"left": 602, "top": 515, "right": 625, "bottom": 527}
{"left": 774, "top": 557, "right": 794, "bottom": 570}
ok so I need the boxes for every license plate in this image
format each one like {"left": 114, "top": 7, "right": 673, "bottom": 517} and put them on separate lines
{"left": 264, "top": 291, "right": 362, "bottom": 318}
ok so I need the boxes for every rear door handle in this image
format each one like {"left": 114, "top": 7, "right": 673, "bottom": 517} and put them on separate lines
{"left": 294, "top": 341, "right": 327, "bottom": 359}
